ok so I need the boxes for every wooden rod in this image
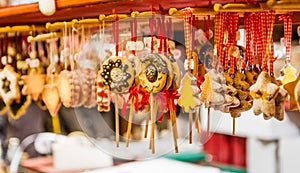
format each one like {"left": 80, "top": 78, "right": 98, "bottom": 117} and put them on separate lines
{"left": 195, "top": 107, "right": 201, "bottom": 134}
{"left": 189, "top": 110, "right": 193, "bottom": 144}
{"left": 144, "top": 107, "right": 150, "bottom": 138}
{"left": 27, "top": 32, "right": 62, "bottom": 42}
{"left": 125, "top": 99, "right": 134, "bottom": 147}
{"left": 114, "top": 95, "right": 120, "bottom": 147}
{"left": 233, "top": 117, "right": 236, "bottom": 135}
{"left": 207, "top": 107, "right": 210, "bottom": 135}
{"left": 169, "top": 99, "right": 178, "bottom": 153}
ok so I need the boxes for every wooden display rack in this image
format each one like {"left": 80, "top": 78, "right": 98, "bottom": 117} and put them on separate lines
{"left": 0, "top": 0, "right": 269, "bottom": 26}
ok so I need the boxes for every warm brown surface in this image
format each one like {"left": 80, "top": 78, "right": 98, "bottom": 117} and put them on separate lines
{"left": 0, "top": 0, "right": 267, "bottom": 26}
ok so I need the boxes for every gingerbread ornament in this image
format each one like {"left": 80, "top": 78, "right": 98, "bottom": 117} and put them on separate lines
{"left": 100, "top": 57, "right": 134, "bottom": 93}
{"left": 22, "top": 68, "right": 46, "bottom": 101}
{"left": 0, "top": 65, "right": 20, "bottom": 104}
{"left": 139, "top": 54, "right": 168, "bottom": 93}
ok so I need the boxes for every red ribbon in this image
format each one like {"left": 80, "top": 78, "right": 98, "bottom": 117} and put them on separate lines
{"left": 139, "top": 87, "right": 150, "bottom": 111}
{"left": 121, "top": 85, "right": 139, "bottom": 116}
{"left": 197, "top": 75, "right": 205, "bottom": 92}
{"left": 113, "top": 9, "right": 119, "bottom": 56}
{"left": 121, "top": 85, "right": 152, "bottom": 116}
{"left": 156, "top": 89, "right": 180, "bottom": 122}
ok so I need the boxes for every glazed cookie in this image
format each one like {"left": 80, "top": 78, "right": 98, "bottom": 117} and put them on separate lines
{"left": 100, "top": 57, "right": 134, "bottom": 93}
{"left": 138, "top": 53, "right": 169, "bottom": 93}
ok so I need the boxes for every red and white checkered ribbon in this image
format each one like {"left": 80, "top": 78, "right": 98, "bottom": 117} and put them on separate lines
{"left": 183, "top": 8, "right": 193, "bottom": 70}
{"left": 266, "top": 11, "right": 275, "bottom": 73}
{"left": 279, "top": 14, "right": 292, "bottom": 62}
{"left": 220, "top": 13, "right": 226, "bottom": 68}
{"left": 257, "top": 13, "right": 264, "bottom": 66}
{"left": 229, "top": 12, "right": 239, "bottom": 74}
{"left": 243, "top": 13, "right": 252, "bottom": 70}
{"left": 214, "top": 13, "right": 221, "bottom": 58}
{"left": 260, "top": 12, "right": 268, "bottom": 70}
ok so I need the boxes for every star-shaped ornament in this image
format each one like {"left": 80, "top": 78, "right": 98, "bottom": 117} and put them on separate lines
{"left": 22, "top": 68, "right": 46, "bottom": 101}
{"left": 0, "top": 65, "right": 20, "bottom": 104}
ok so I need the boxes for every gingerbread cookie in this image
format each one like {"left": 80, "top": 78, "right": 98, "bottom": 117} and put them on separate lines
{"left": 0, "top": 65, "right": 21, "bottom": 104}
{"left": 57, "top": 70, "right": 81, "bottom": 108}
{"left": 138, "top": 53, "right": 169, "bottom": 93}
{"left": 100, "top": 57, "right": 134, "bottom": 93}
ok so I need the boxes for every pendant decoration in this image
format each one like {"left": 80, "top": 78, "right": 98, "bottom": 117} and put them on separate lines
{"left": 0, "top": 65, "right": 20, "bottom": 104}
{"left": 22, "top": 68, "right": 46, "bottom": 101}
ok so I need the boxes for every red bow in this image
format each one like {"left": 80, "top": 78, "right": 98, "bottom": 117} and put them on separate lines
{"left": 122, "top": 85, "right": 139, "bottom": 116}
{"left": 139, "top": 87, "right": 150, "bottom": 111}
{"left": 156, "top": 89, "right": 180, "bottom": 122}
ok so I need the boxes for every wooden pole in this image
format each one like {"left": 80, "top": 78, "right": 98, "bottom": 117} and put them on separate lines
{"left": 189, "top": 110, "right": 193, "bottom": 144}
{"left": 126, "top": 99, "right": 134, "bottom": 147}
{"left": 114, "top": 95, "right": 119, "bottom": 147}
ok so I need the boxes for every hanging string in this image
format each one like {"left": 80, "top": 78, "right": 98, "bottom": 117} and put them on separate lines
{"left": 260, "top": 12, "right": 268, "bottom": 70}
{"left": 130, "top": 17, "right": 137, "bottom": 55}
{"left": 243, "top": 13, "right": 250, "bottom": 70}
{"left": 224, "top": 13, "right": 230, "bottom": 71}
{"left": 267, "top": 11, "right": 276, "bottom": 73}
{"left": 183, "top": 8, "right": 193, "bottom": 70}
{"left": 220, "top": 13, "right": 226, "bottom": 68}
{"left": 157, "top": 18, "right": 162, "bottom": 53}
{"left": 279, "top": 14, "right": 292, "bottom": 63}
{"left": 167, "top": 18, "right": 173, "bottom": 54}
{"left": 162, "top": 15, "right": 167, "bottom": 55}
{"left": 112, "top": 9, "right": 119, "bottom": 56}
{"left": 63, "top": 22, "right": 68, "bottom": 70}
{"left": 214, "top": 13, "right": 222, "bottom": 66}
{"left": 191, "top": 15, "right": 196, "bottom": 53}
{"left": 204, "top": 15, "right": 211, "bottom": 41}
{"left": 149, "top": 7, "right": 155, "bottom": 52}
{"left": 249, "top": 13, "right": 255, "bottom": 68}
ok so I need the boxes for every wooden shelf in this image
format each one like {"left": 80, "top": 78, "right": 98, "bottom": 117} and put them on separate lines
{"left": 0, "top": 0, "right": 264, "bottom": 26}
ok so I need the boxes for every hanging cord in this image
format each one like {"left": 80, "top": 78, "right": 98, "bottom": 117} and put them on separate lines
{"left": 191, "top": 15, "right": 196, "bottom": 54}
{"left": 167, "top": 17, "right": 173, "bottom": 54}
{"left": 229, "top": 12, "right": 239, "bottom": 74}
{"left": 266, "top": 11, "right": 276, "bottom": 74}
{"left": 250, "top": 13, "right": 256, "bottom": 68}
{"left": 161, "top": 11, "right": 167, "bottom": 55}
{"left": 204, "top": 15, "right": 211, "bottom": 41}
{"left": 260, "top": 12, "right": 268, "bottom": 71}
{"left": 130, "top": 16, "right": 137, "bottom": 55}
{"left": 183, "top": 8, "right": 193, "bottom": 70}
{"left": 279, "top": 14, "right": 292, "bottom": 63}
{"left": 157, "top": 17, "right": 162, "bottom": 53}
{"left": 243, "top": 13, "right": 251, "bottom": 70}
{"left": 214, "top": 13, "right": 222, "bottom": 67}
{"left": 220, "top": 13, "right": 226, "bottom": 68}
{"left": 63, "top": 22, "right": 68, "bottom": 70}
{"left": 149, "top": 6, "right": 155, "bottom": 53}
{"left": 112, "top": 9, "right": 119, "bottom": 56}
{"left": 223, "top": 13, "right": 230, "bottom": 71}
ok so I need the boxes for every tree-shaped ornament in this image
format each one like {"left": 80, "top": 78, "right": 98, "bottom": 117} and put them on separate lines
{"left": 178, "top": 72, "right": 201, "bottom": 143}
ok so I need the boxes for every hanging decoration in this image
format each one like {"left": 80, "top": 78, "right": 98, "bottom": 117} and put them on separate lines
{"left": 178, "top": 7, "right": 201, "bottom": 143}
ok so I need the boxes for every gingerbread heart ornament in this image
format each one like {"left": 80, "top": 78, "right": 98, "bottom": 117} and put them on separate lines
{"left": 22, "top": 69, "right": 46, "bottom": 101}
{"left": 42, "top": 84, "right": 61, "bottom": 116}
